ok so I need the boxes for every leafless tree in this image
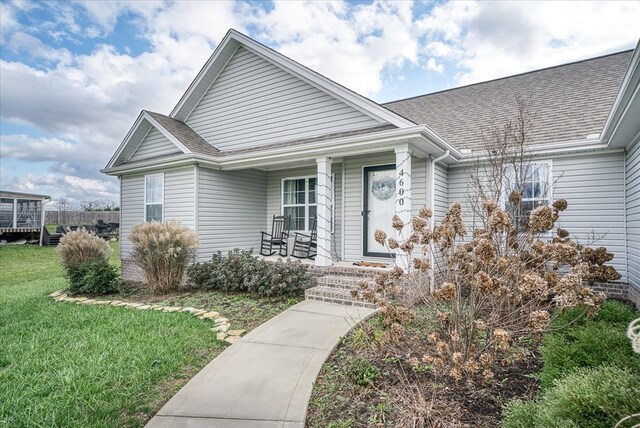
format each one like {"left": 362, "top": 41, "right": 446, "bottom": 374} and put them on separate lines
{"left": 54, "top": 197, "right": 75, "bottom": 224}
{"left": 80, "top": 199, "right": 119, "bottom": 211}
{"left": 466, "top": 95, "right": 557, "bottom": 231}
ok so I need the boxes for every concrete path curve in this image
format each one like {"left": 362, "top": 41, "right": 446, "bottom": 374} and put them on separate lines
{"left": 146, "top": 300, "right": 375, "bottom": 428}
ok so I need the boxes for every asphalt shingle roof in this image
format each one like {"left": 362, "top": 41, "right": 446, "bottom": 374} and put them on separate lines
{"left": 145, "top": 110, "right": 221, "bottom": 156}
{"left": 383, "top": 51, "right": 633, "bottom": 150}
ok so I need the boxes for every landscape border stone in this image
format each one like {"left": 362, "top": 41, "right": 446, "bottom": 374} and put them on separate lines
{"left": 48, "top": 290, "right": 240, "bottom": 341}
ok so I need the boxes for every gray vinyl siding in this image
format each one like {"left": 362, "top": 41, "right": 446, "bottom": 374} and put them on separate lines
{"left": 128, "top": 128, "right": 181, "bottom": 162}
{"left": 553, "top": 151, "right": 626, "bottom": 281}
{"left": 266, "top": 165, "right": 343, "bottom": 259}
{"left": 447, "top": 165, "right": 473, "bottom": 226}
{"left": 120, "top": 174, "right": 144, "bottom": 259}
{"left": 120, "top": 166, "right": 195, "bottom": 259}
{"left": 434, "top": 163, "right": 449, "bottom": 222}
{"left": 343, "top": 152, "right": 428, "bottom": 262}
{"left": 197, "top": 167, "right": 267, "bottom": 261}
{"left": 626, "top": 139, "right": 640, "bottom": 289}
{"left": 185, "top": 46, "right": 383, "bottom": 152}
{"left": 448, "top": 150, "right": 627, "bottom": 281}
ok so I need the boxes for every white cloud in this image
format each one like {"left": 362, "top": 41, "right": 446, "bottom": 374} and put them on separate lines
{"left": 250, "top": 0, "right": 420, "bottom": 96}
{"left": 426, "top": 57, "right": 444, "bottom": 73}
{"left": 0, "top": 134, "right": 87, "bottom": 163}
{"left": 419, "top": 1, "right": 640, "bottom": 85}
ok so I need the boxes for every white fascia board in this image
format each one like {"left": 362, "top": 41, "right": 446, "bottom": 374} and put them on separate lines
{"left": 105, "top": 111, "right": 146, "bottom": 169}
{"left": 101, "top": 154, "right": 204, "bottom": 176}
{"left": 449, "top": 141, "right": 623, "bottom": 167}
{"left": 601, "top": 39, "right": 640, "bottom": 147}
{"left": 142, "top": 111, "right": 191, "bottom": 154}
{"left": 216, "top": 126, "right": 456, "bottom": 170}
{"left": 104, "top": 125, "right": 460, "bottom": 174}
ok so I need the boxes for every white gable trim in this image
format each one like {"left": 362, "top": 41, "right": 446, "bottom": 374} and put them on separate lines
{"left": 169, "top": 29, "right": 415, "bottom": 128}
{"left": 105, "top": 110, "right": 146, "bottom": 169}
{"left": 105, "top": 111, "right": 191, "bottom": 169}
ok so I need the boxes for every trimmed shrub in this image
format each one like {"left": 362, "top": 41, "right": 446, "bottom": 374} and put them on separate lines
{"left": 57, "top": 228, "right": 111, "bottom": 268}
{"left": 187, "top": 249, "right": 310, "bottom": 296}
{"left": 67, "top": 260, "right": 119, "bottom": 295}
{"left": 128, "top": 220, "right": 198, "bottom": 293}
{"left": 503, "top": 365, "right": 640, "bottom": 428}
{"left": 540, "top": 301, "right": 640, "bottom": 389}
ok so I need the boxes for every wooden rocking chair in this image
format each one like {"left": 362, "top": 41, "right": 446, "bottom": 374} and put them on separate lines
{"left": 260, "top": 215, "right": 290, "bottom": 256}
{"left": 291, "top": 217, "right": 317, "bottom": 259}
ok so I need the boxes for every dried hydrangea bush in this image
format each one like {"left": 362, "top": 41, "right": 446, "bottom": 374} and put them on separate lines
{"left": 355, "top": 195, "right": 620, "bottom": 385}
{"left": 129, "top": 220, "right": 199, "bottom": 293}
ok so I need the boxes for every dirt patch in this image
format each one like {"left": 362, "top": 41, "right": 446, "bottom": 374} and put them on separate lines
{"left": 96, "top": 282, "right": 303, "bottom": 331}
{"left": 306, "top": 316, "right": 542, "bottom": 428}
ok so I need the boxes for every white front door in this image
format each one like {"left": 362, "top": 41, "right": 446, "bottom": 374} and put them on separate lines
{"left": 363, "top": 165, "right": 395, "bottom": 257}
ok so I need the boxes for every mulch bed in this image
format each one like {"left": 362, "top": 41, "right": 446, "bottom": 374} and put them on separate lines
{"left": 306, "top": 316, "right": 542, "bottom": 428}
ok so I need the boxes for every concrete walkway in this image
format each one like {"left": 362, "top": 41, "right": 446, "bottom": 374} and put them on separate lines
{"left": 146, "top": 300, "right": 375, "bottom": 428}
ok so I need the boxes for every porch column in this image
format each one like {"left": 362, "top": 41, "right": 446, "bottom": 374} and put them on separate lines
{"left": 316, "top": 157, "right": 333, "bottom": 267}
{"left": 395, "top": 146, "right": 412, "bottom": 270}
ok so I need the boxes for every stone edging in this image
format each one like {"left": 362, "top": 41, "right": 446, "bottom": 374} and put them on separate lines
{"left": 48, "top": 291, "right": 245, "bottom": 344}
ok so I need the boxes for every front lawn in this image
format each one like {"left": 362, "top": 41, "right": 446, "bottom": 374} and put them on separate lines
{"left": 0, "top": 243, "right": 299, "bottom": 427}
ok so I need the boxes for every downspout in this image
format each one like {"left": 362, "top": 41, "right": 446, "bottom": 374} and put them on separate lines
{"left": 341, "top": 160, "right": 346, "bottom": 261}
{"left": 429, "top": 150, "right": 450, "bottom": 291}
{"left": 430, "top": 150, "right": 450, "bottom": 213}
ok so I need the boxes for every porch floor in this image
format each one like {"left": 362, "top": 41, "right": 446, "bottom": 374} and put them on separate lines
{"left": 255, "top": 254, "right": 393, "bottom": 272}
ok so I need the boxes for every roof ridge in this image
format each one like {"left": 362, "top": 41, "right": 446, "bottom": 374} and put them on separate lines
{"left": 383, "top": 49, "right": 634, "bottom": 105}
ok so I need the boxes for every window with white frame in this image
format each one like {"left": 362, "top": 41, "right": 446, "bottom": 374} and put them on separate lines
{"left": 145, "top": 173, "right": 164, "bottom": 222}
{"left": 504, "top": 161, "right": 551, "bottom": 231}
{"left": 282, "top": 177, "right": 317, "bottom": 231}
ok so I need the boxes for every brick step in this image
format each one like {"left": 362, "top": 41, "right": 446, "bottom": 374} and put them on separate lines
{"left": 316, "top": 275, "right": 373, "bottom": 289}
{"left": 310, "top": 265, "right": 391, "bottom": 279}
{"left": 305, "top": 285, "right": 377, "bottom": 309}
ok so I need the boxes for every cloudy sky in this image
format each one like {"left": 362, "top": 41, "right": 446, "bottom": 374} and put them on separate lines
{"left": 1, "top": 0, "right": 638, "bottom": 206}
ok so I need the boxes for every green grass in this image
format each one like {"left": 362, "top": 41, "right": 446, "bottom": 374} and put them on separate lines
{"left": 0, "top": 243, "right": 297, "bottom": 427}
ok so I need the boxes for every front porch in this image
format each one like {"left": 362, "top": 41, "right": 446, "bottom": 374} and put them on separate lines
{"left": 246, "top": 145, "right": 434, "bottom": 269}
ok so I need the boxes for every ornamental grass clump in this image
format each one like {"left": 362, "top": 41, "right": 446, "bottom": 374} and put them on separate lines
{"left": 353, "top": 195, "right": 620, "bottom": 386}
{"left": 57, "top": 228, "right": 118, "bottom": 294}
{"left": 129, "top": 220, "right": 198, "bottom": 293}
{"left": 57, "top": 227, "right": 112, "bottom": 268}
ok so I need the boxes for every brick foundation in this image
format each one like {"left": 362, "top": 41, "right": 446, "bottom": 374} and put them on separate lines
{"left": 121, "top": 259, "right": 146, "bottom": 282}
{"left": 591, "top": 282, "right": 640, "bottom": 309}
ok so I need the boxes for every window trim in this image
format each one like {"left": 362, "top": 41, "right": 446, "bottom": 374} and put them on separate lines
{"left": 144, "top": 173, "right": 164, "bottom": 222}
{"left": 501, "top": 159, "right": 553, "bottom": 229}
{"left": 281, "top": 174, "right": 335, "bottom": 233}
{"left": 281, "top": 175, "right": 316, "bottom": 232}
